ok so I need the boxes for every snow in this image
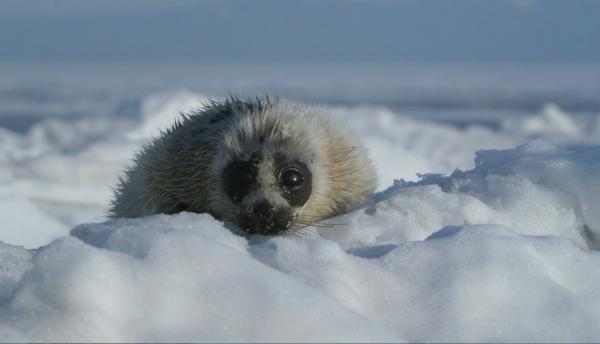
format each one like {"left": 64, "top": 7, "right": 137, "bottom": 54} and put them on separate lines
{"left": 2, "top": 88, "right": 600, "bottom": 341}
{"left": 3, "top": 167, "right": 600, "bottom": 341}
{"left": 321, "top": 141, "right": 600, "bottom": 251}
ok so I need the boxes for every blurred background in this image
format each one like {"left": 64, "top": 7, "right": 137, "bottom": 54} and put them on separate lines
{"left": 1, "top": 0, "right": 599, "bottom": 247}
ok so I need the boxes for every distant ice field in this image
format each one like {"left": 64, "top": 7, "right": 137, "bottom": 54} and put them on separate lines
{"left": 1, "top": 62, "right": 600, "bottom": 341}
{"left": 2, "top": 62, "right": 600, "bottom": 131}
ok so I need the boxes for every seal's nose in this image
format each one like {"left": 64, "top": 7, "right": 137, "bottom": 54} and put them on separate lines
{"left": 239, "top": 201, "right": 292, "bottom": 235}
{"left": 253, "top": 201, "right": 273, "bottom": 220}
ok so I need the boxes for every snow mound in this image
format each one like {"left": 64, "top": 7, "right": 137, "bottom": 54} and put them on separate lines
{"left": 0, "top": 214, "right": 397, "bottom": 342}
{"left": 324, "top": 140, "right": 600, "bottom": 250}
{"left": 1, "top": 142, "right": 600, "bottom": 342}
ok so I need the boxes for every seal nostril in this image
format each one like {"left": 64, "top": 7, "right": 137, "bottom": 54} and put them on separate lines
{"left": 253, "top": 201, "right": 273, "bottom": 219}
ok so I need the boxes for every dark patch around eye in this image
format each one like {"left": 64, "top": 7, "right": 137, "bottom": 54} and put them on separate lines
{"left": 276, "top": 158, "right": 312, "bottom": 207}
{"left": 222, "top": 160, "right": 258, "bottom": 204}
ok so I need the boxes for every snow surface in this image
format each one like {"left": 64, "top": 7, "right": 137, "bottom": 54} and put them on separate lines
{"left": 3, "top": 90, "right": 600, "bottom": 249}
{"left": 2, "top": 90, "right": 600, "bottom": 341}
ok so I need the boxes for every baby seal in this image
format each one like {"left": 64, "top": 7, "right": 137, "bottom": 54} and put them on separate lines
{"left": 110, "top": 97, "right": 376, "bottom": 236}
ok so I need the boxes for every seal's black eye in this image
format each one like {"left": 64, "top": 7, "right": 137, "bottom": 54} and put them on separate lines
{"left": 276, "top": 161, "right": 311, "bottom": 207}
{"left": 280, "top": 168, "right": 304, "bottom": 190}
{"left": 273, "top": 156, "right": 311, "bottom": 206}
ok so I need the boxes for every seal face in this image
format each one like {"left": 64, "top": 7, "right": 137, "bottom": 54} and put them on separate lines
{"left": 221, "top": 152, "right": 313, "bottom": 235}
{"left": 110, "top": 96, "right": 377, "bottom": 236}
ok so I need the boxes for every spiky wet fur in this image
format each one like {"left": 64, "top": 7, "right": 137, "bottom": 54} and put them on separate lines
{"left": 110, "top": 96, "right": 377, "bottom": 234}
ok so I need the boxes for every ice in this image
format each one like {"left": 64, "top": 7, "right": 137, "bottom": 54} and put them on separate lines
{"left": 0, "top": 197, "right": 67, "bottom": 249}
{"left": 335, "top": 105, "right": 520, "bottom": 186}
{"left": 2, "top": 89, "right": 600, "bottom": 341}
{"left": 0, "top": 242, "right": 32, "bottom": 305}
{"left": 501, "top": 103, "right": 593, "bottom": 142}
{"left": 0, "top": 214, "right": 398, "bottom": 342}
{"left": 320, "top": 141, "right": 600, "bottom": 251}
{"left": 518, "top": 103, "right": 581, "bottom": 137}
{"left": 1, "top": 211, "right": 600, "bottom": 341}
{"left": 255, "top": 224, "right": 600, "bottom": 342}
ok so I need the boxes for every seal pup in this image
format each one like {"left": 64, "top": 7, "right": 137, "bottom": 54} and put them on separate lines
{"left": 111, "top": 97, "right": 376, "bottom": 236}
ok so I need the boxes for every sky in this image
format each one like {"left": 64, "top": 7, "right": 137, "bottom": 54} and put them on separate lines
{"left": 0, "top": 0, "right": 598, "bottom": 63}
